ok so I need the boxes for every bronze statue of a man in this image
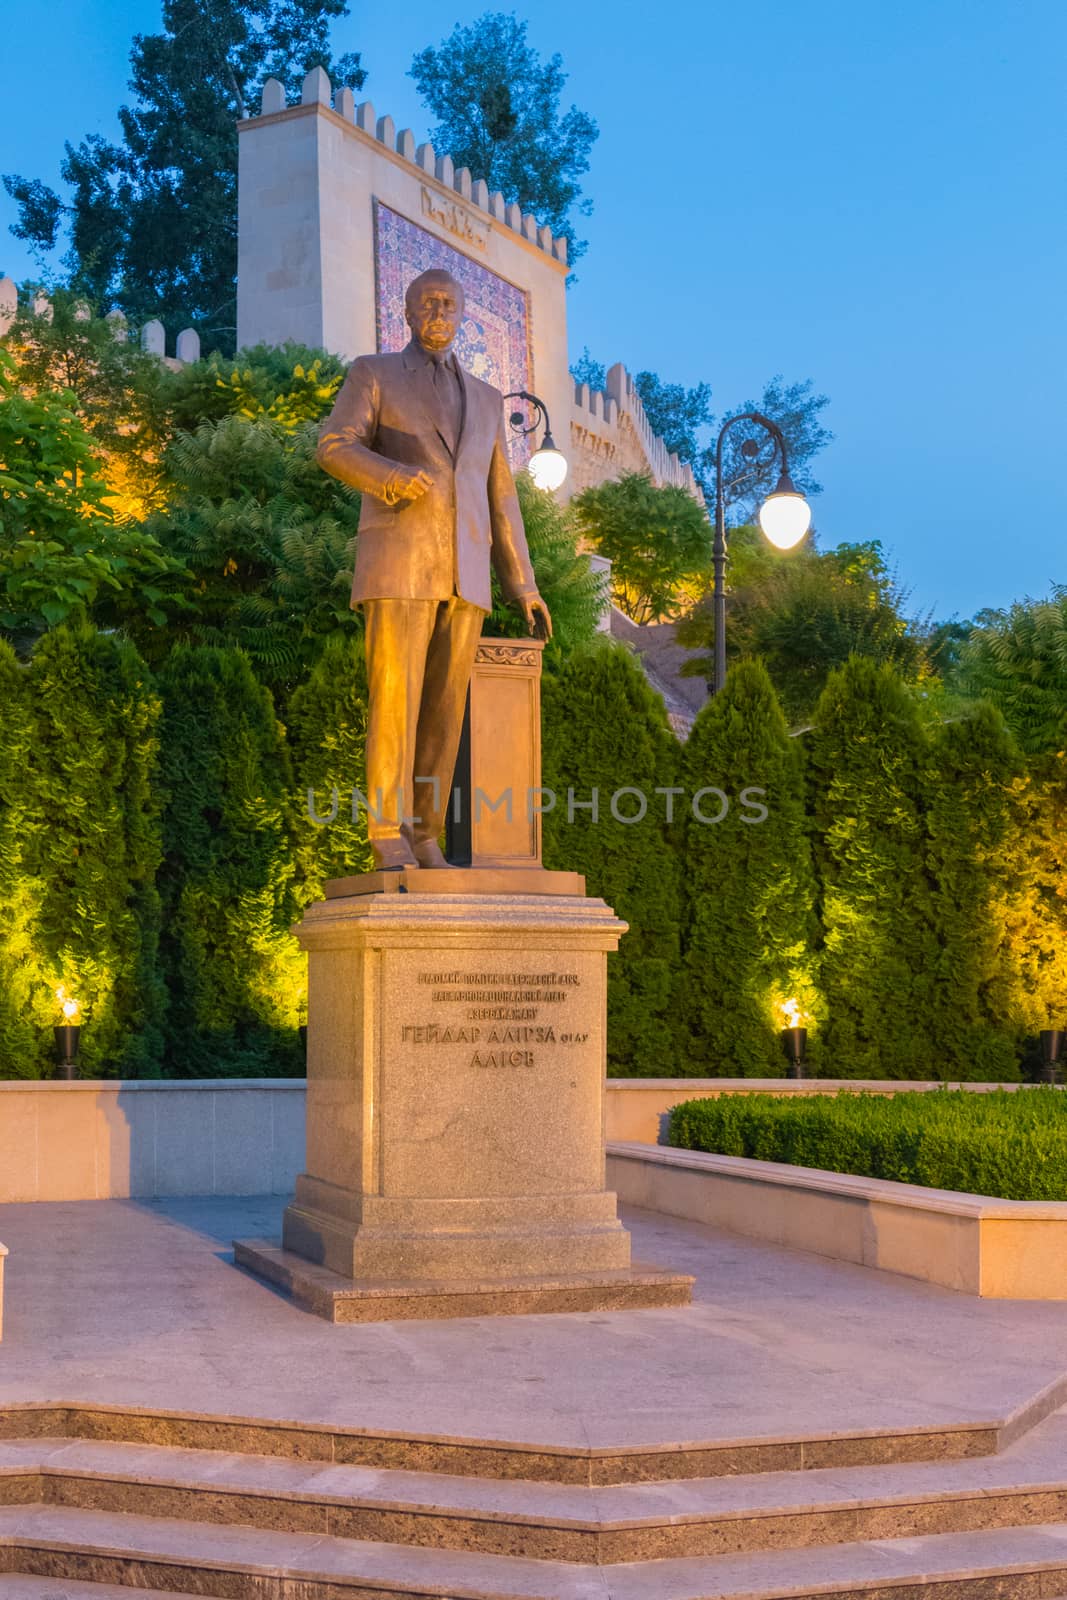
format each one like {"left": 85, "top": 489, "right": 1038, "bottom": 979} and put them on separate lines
{"left": 316, "top": 268, "right": 552, "bottom": 871}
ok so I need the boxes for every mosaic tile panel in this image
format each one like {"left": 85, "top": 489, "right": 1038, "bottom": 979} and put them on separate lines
{"left": 375, "top": 202, "right": 532, "bottom": 464}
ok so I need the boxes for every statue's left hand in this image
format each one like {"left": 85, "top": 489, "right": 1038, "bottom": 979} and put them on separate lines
{"left": 518, "top": 594, "right": 553, "bottom": 640}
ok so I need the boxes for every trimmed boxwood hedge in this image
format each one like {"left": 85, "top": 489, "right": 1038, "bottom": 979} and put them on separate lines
{"left": 666, "top": 1089, "right": 1067, "bottom": 1201}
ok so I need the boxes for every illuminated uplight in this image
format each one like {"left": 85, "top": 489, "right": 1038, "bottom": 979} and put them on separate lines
{"left": 56, "top": 984, "right": 81, "bottom": 1024}
{"left": 528, "top": 443, "right": 568, "bottom": 492}
{"left": 779, "top": 996, "right": 804, "bottom": 1029}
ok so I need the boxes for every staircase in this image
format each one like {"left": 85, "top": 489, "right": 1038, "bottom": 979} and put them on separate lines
{"left": 4, "top": 1404, "right": 1067, "bottom": 1597}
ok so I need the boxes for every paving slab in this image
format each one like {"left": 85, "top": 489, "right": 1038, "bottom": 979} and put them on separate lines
{"left": 3, "top": 1198, "right": 1067, "bottom": 1456}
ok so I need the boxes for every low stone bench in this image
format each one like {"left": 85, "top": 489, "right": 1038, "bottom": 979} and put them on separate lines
{"left": 607, "top": 1141, "right": 1067, "bottom": 1299}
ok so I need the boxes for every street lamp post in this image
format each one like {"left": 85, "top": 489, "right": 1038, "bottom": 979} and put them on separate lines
{"left": 711, "top": 411, "right": 812, "bottom": 695}
{"left": 504, "top": 390, "right": 568, "bottom": 492}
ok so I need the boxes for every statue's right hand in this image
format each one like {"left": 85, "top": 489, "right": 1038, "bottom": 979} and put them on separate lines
{"left": 391, "top": 468, "right": 434, "bottom": 503}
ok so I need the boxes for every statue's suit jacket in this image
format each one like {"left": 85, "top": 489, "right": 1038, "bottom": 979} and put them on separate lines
{"left": 316, "top": 341, "right": 538, "bottom": 612}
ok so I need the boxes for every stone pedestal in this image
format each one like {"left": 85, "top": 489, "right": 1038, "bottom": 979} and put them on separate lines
{"left": 448, "top": 638, "right": 546, "bottom": 869}
{"left": 236, "top": 886, "right": 692, "bottom": 1320}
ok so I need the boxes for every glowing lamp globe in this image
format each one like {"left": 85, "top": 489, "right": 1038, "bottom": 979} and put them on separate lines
{"left": 527, "top": 436, "right": 568, "bottom": 492}
{"left": 759, "top": 473, "right": 812, "bottom": 550}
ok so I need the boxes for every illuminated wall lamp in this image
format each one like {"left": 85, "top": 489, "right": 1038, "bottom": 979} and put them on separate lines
{"left": 504, "top": 391, "right": 568, "bottom": 492}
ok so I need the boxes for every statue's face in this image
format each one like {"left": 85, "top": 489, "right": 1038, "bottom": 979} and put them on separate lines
{"left": 405, "top": 276, "right": 465, "bottom": 353}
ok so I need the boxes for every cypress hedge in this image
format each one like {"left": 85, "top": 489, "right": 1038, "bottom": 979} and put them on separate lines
{"left": 0, "top": 641, "right": 46, "bottom": 1076}
{"left": 541, "top": 641, "right": 685, "bottom": 1074}
{"left": 1011, "top": 754, "right": 1067, "bottom": 1070}
{"left": 924, "top": 705, "right": 1029, "bottom": 1079}
{"left": 156, "top": 645, "right": 304, "bottom": 1076}
{"left": 682, "top": 660, "right": 820, "bottom": 1076}
{"left": 23, "top": 625, "right": 166, "bottom": 1077}
{"left": 807, "top": 659, "right": 938, "bottom": 1078}
{"left": 285, "top": 633, "right": 374, "bottom": 898}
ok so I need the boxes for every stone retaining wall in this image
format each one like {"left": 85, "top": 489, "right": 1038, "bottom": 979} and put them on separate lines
{"left": 0, "top": 1080, "right": 306, "bottom": 1203}
{"left": 0, "top": 1077, "right": 1037, "bottom": 1204}
{"left": 607, "top": 1142, "right": 1067, "bottom": 1299}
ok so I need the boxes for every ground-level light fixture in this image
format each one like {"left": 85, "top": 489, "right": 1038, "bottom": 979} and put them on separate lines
{"left": 778, "top": 997, "right": 809, "bottom": 1080}
{"left": 54, "top": 984, "right": 81, "bottom": 1080}
{"left": 505, "top": 390, "right": 568, "bottom": 492}
{"left": 711, "top": 412, "right": 813, "bottom": 693}
{"left": 1039, "top": 1028, "right": 1065, "bottom": 1085}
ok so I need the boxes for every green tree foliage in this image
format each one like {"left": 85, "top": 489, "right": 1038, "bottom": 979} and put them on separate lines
{"left": 22, "top": 625, "right": 166, "bottom": 1077}
{"left": 631, "top": 371, "right": 713, "bottom": 474}
{"left": 632, "top": 372, "right": 832, "bottom": 509}
{"left": 569, "top": 348, "right": 605, "bottom": 390}
{"left": 285, "top": 633, "right": 373, "bottom": 898}
{"left": 409, "top": 13, "right": 597, "bottom": 268}
{"left": 487, "top": 475, "right": 603, "bottom": 664}
{"left": 924, "top": 706, "right": 1029, "bottom": 1079}
{"left": 956, "top": 588, "right": 1067, "bottom": 756}
{"left": 163, "top": 341, "right": 346, "bottom": 433}
{"left": 156, "top": 646, "right": 304, "bottom": 1076}
{"left": 681, "top": 660, "right": 819, "bottom": 1076}
{"left": 711, "top": 378, "right": 833, "bottom": 521}
{"left": 807, "top": 658, "right": 938, "bottom": 1078}
{"left": 0, "top": 350, "right": 185, "bottom": 654}
{"left": 541, "top": 642, "right": 684, "bottom": 1074}
{"left": 677, "top": 538, "right": 924, "bottom": 725}
{"left": 570, "top": 472, "right": 711, "bottom": 625}
{"left": 136, "top": 415, "right": 361, "bottom": 691}
{"left": 2, "top": 290, "right": 171, "bottom": 518}
{"left": 3, "top": 0, "right": 366, "bottom": 351}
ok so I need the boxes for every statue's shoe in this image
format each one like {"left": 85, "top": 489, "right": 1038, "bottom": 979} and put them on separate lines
{"left": 413, "top": 838, "right": 449, "bottom": 869}
{"left": 371, "top": 834, "right": 418, "bottom": 871}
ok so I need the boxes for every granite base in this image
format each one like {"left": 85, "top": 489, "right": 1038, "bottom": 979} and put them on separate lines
{"left": 233, "top": 1238, "right": 694, "bottom": 1323}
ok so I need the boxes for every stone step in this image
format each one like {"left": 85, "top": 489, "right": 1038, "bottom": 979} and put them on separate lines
{"left": 3, "top": 1388, "right": 1056, "bottom": 1485}
{"left": 0, "top": 1580, "right": 207, "bottom": 1600}
{"left": 4, "top": 1409, "right": 1067, "bottom": 1563}
{"left": 5, "top": 1503, "right": 1067, "bottom": 1598}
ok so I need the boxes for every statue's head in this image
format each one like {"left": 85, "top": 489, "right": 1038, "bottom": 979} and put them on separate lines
{"left": 405, "top": 269, "right": 465, "bottom": 355}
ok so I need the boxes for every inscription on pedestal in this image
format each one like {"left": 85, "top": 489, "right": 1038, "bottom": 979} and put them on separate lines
{"left": 402, "top": 968, "right": 589, "bottom": 1067}
{"left": 382, "top": 952, "right": 604, "bottom": 1199}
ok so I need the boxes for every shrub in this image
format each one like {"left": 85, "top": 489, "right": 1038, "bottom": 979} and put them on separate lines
{"left": 285, "top": 633, "right": 373, "bottom": 899}
{"left": 807, "top": 659, "right": 937, "bottom": 1077}
{"left": 156, "top": 646, "right": 304, "bottom": 1076}
{"left": 542, "top": 641, "right": 685, "bottom": 1073}
{"left": 0, "top": 641, "right": 45, "bottom": 1076}
{"left": 667, "top": 1088, "right": 1067, "bottom": 1201}
{"left": 22, "top": 625, "right": 166, "bottom": 1076}
{"left": 681, "top": 660, "right": 820, "bottom": 1075}
{"left": 924, "top": 705, "right": 1030, "bottom": 1079}
{"left": 487, "top": 475, "right": 603, "bottom": 664}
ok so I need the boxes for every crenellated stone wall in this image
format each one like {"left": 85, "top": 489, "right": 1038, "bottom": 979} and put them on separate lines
{"left": 235, "top": 69, "right": 700, "bottom": 502}
{"left": 0, "top": 279, "right": 201, "bottom": 371}
{"left": 570, "top": 364, "right": 702, "bottom": 498}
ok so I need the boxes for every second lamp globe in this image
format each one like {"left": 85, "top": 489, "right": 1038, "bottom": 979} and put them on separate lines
{"left": 758, "top": 471, "right": 813, "bottom": 550}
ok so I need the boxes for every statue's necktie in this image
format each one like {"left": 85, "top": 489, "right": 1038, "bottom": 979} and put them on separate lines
{"left": 431, "top": 355, "right": 463, "bottom": 453}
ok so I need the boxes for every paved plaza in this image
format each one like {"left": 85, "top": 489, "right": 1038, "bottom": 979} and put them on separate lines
{"left": 5, "top": 1196, "right": 1067, "bottom": 1449}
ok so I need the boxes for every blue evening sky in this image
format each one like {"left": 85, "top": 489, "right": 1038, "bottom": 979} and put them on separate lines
{"left": 2, "top": 0, "right": 1063, "bottom": 620}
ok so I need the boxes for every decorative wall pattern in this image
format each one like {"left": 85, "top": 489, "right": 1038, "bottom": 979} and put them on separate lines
{"left": 375, "top": 202, "right": 532, "bottom": 463}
